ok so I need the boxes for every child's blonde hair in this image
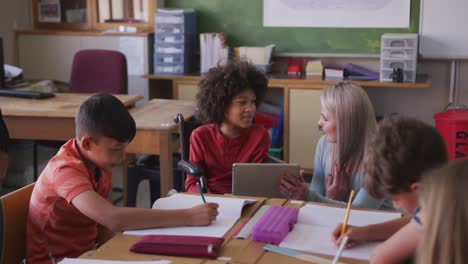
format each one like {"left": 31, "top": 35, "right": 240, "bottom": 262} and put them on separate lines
{"left": 320, "top": 81, "right": 376, "bottom": 176}
{"left": 417, "top": 160, "right": 468, "bottom": 264}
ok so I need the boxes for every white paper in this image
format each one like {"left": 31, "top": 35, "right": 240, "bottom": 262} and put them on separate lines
{"left": 59, "top": 258, "right": 171, "bottom": 264}
{"left": 124, "top": 194, "right": 256, "bottom": 237}
{"left": 263, "top": 0, "right": 410, "bottom": 28}
{"left": 279, "top": 204, "right": 401, "bottom": 260}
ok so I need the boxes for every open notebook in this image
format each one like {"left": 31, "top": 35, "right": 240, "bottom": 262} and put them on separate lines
{"left": 279, "top": 204, "right": 401, "bottom": 261}
{"left": 124, "top": 193, "right": 256, "bottom": 237}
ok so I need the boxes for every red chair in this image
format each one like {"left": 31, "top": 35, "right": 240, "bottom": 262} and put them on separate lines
{"left": 69, "top": 49, "right": 128, "bottom": 94}
{"left": 33, "top": 49, "right": 128, "bottom": 181}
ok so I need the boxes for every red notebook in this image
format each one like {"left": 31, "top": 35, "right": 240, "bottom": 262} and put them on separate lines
{"left": 130, "top": 235, "right": 225, "bottom": 258}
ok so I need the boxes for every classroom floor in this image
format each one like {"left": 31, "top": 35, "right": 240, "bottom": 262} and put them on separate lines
{"left": 2, "top": 141, "right": 152, "bottom": 208}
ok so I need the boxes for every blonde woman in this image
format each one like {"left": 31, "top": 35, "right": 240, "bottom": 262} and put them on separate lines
{"left": 417, "top": 160, "right": 468, "bottom": 264}
{"left": 279, "top": 81, "right": 391, "bottom": 209}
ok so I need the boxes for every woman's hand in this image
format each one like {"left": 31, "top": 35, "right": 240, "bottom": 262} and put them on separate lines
{"left": 278, "top": 170, "right": 309, "bottom": 200}
{"left": 326, "top": 163, "right": 351, "bottom": 201}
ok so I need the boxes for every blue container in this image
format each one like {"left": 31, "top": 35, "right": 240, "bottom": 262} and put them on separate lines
{"left": 270, "top": 111, "right": 284, "bottom": 148}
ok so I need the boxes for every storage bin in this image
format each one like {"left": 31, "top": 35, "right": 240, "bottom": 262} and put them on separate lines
{"left": 154, "top": 54, "right": 184, "bottom": 64}
{"left": 380, "top": 59, "right": 416, "bottom": 71}
{"left": 381, "top": 48, "right": 417, "bottom": 60}
{"left": 380, "top": 33, "right": 418, "bottom": 83}
{"left": 154, "top": 8, "right": 197, "bottom": 75}
{"left": 155, "top": 33, "right": 185, "bottom": 44}
{"left": 155, "top": 24, "right": 184, "bottom": 34}
{"left": 380, "top": 69, "right": 415, "bottom": 83}
{"left": 434, "top": 109, "right": 468, "bottom": 161}
{"left": 381, "top": 34, "right": 418, "bottom": 49}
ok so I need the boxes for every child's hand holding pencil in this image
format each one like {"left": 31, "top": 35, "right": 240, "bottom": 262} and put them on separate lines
{"left": 331, "top": 224, "right": 369, "bottom": 249}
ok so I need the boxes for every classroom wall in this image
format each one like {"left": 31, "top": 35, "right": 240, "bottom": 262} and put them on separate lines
{"left": 0, "top": 0, "right": 33, "bottom": 64}
{"left": 2, "top": 1, "right": 468, "bottom": 124}
{"left": 365, "top": 59, "right": 453, "bottom": 124}
{"left": 369, "top": 59, "right": 468, "bottom": 124}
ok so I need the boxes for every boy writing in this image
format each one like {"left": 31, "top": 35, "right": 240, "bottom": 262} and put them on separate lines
{"left": 26, "top": 94, "right": 219, "bottom": 264}
{"left": 332, "top": 114, "right": 447, "bottom": 264}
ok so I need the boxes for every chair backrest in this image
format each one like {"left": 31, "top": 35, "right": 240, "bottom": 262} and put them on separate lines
{"left": 174, "top": 114, "right": 203, "bottom": 162}
{"left": 69, "top": 49, "right": 128, "bottom": 94}
{"left": 174, "top": 114, "right": 204, "bottom": 191}
{"left": 0, "top": 183, "right": 35, "bottom": 264}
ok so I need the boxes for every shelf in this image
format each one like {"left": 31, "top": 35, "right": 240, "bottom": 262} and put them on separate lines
{"left": 143, "top": 74, "right": 431, "bottom": 89}
{"left": 16, "top": 29, "right": 153, "bottom": 37}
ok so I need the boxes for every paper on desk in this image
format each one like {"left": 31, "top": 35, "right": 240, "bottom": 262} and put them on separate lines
{"left": 59, "top": 258, "right": 171, "bottom": 264}
{"left": 279, "top": 204, "right": 401, "bottom": 261}
{"left": 124, "top": 193, "right": 256, "bottom": 237}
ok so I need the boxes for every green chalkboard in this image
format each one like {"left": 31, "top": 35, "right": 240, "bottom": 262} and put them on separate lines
{"left": 164, "top": 0, "right": 419, "bottom": 54}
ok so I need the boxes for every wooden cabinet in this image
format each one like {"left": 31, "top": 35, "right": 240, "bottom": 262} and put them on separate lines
{"left": 32, "top": 0, "right": 156, "bottom": 31}
{"left": 288, "top": 89, "right": 322, "bottom": 171}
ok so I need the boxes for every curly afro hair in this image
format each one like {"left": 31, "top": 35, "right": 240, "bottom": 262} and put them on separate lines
{"left": 195, "top": 59, "right": 268, "bottom": 124}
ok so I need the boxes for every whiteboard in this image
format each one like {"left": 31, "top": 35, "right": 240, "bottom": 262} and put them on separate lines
{"left": 419, "top": 0, "right": 468, "bottom": 59}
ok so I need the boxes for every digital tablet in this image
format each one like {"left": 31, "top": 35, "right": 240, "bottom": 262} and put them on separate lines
{"left": 232, "top": 163, "right": 301, "bottom": 198}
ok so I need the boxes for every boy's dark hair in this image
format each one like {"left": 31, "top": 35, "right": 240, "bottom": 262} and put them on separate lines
{"left": 0, "top": 109, "right": 9, "bottom": 152}
{"left": 195, "top": 59, "right": 268, "bottom": 124}
{"left": 75, "top": 94, "right": 136, "bottom": 142}
{"left": 363, "top": 114, "right": 448, "bottom": 198}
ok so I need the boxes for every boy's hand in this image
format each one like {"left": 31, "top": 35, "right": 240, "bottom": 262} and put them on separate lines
{"left": 188, "top": 202, "right": 219, "bottom": 226}
{"left": 332, "top": 223, "right": 369, "bottom": 249}
{"left": 278, "top": 170, "right": 309, "bottom": 200}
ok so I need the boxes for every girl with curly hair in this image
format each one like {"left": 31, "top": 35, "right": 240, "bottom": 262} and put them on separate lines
{"left": 185, "top": 59, "right": 271, "bottom": 194}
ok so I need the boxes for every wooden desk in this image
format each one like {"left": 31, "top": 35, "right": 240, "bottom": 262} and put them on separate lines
{"left": 1, "top": 93, "right": 143, "bottom": 141}
{"left": 81, "top": 198, "right": 377, "bottom": 264}
{"left": 125, "top": 99, "right": 196, "bottom": 198}
{"left": 1, "top": 95, "right": 195, "bottom": 202}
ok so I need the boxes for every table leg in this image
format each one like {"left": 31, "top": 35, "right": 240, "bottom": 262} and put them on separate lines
{"left": 122, "top": 153, "right": 136, "bottom": 205}
{"left": 159, "top": 131, "right": 173, "bottom": 197}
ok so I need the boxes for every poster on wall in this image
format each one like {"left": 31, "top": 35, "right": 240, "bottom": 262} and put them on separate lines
{"left": 263, "top": 0, "right": 410, "bottom": 28}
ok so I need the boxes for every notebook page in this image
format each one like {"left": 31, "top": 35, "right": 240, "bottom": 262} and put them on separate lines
{"left": 280, "top": 204, "right": 401, "bottom": 261}
{"left": 124, "top": 194, "right": 256, "bottom": 237}
{"left": 298, "top": 204, "right": 401, "bottom": 227}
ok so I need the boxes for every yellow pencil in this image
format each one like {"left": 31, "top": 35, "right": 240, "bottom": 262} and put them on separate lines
{"left": 341, "top": 189, "right": 355, "bottom": 236}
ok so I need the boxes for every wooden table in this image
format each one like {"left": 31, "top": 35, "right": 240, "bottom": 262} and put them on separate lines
{"left": 1, "top": 94, "right": 196, "bottom": 202}
{"left": 1, "top": 93, "right": 143, "bottom": 141}
{"left": 81, "top": 198, "right": 370, "bottom": 264}
{"left": 124, "top": 99, "right": 196, "bottom": 199}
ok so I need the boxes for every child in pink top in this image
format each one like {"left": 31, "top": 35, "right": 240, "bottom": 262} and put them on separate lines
{"left": 27, "top": 94, "right": 219, "bottom": 264}
{"left": 185, "top": 60, "right": 271, "bottom": 194}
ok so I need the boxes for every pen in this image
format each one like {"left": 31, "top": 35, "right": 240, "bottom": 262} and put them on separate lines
{"left": 331, "top": 236, "right": 349, "bottom": 264}
{"left": 341, "top": 189, "right": 355, "bottom": 236}
{"left": 196, "top": 182, "right": 206, "bottom": 203}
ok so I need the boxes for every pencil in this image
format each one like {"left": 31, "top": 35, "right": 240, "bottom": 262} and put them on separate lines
{"left": 196, "top": 182, "right": 206, "bottom": 203}
{"left": 341, "top": 189, "right": 355, "bottom": 236}
{"left": 331, "top": 236, "right": 349, "bottom": 264}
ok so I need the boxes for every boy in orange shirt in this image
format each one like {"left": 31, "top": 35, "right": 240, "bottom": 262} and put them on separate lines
{"left": 26, "top": 94, "right": 219, "bottom": 264}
